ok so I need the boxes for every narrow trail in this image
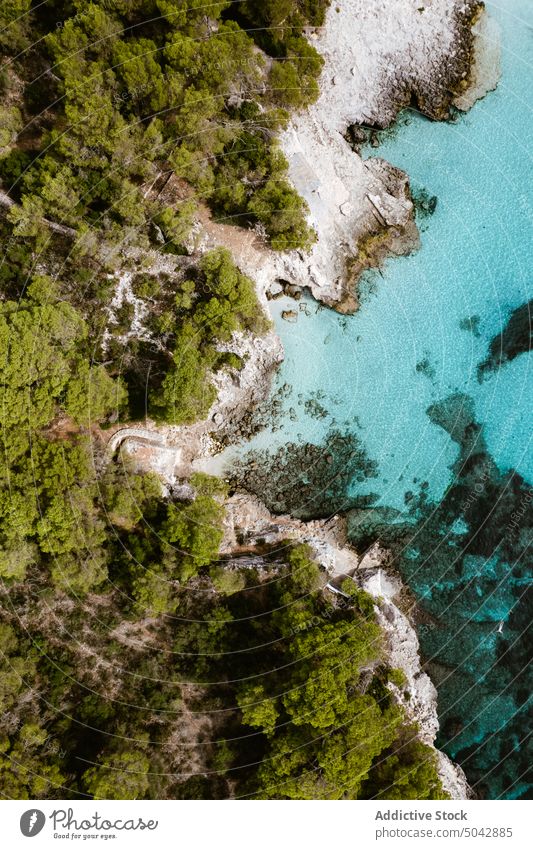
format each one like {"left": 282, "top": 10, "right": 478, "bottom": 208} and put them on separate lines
{"left": 106, "top": 426, "right": 172, "bottom": 455}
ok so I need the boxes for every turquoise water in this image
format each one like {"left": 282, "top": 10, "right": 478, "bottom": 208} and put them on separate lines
{"left": 225, "top": 1, "right": 532, "bottom": 797}
{"left": 234, "top": 0, "right": 532, "bottom": 508}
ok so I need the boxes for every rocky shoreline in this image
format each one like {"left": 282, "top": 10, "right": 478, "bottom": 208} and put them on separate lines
{"left": 199, "top": 0, "right": 500, "bottom": 314}
{"left": 106, "top": 0, "right": 502, "bottom": 801}
{"left": 219, "top": 492, "right": 471, "bottom": 800}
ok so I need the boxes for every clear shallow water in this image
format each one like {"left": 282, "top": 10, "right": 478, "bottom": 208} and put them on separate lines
{"left": 231, "top": 0, "right": 532, "bottom": 510}
{"left": 224, "top": 1, "right": 532, "bottom": 797}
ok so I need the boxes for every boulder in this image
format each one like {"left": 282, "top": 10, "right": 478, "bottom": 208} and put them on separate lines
{"left": 281, "top": 309, "right": 298, "bottom": 323}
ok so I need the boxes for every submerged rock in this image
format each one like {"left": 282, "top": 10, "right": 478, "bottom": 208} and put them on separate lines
{"left": 229, "top": 430, "right": 378, "bottom": 520}
{"left": 412, "top": 187, "right": 438, "bottom": 218}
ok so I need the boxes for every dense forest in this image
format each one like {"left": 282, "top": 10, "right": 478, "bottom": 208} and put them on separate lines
{"left": 0, "top": 1, "right": 446, "bottom": 799}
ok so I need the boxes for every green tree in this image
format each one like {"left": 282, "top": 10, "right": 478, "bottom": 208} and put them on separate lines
{"left": 0, "top": 0, "right": 32, "bottom": 52}
{"left": 112, "top": 38, "right": 167, "bottom": 114}
{"left": 364, "top": 733, "right": 449, "bottom": 800}
{"left": 152, "top": 322, "right": 217, "bottom": 424}
{"left": 0, "top": 725, "right": 66, "bottom": 799}
{"left": 0, "top": 297, "right": 86, "bottom": 432}
{"left": 65, "top": 363, "right": 127, "bottom": 426}
{"left": 248, "top": 175, "right": 316, "bottom": 250}
{"left": 162, "top": 481, "right": 225, "bottom": 581}
{"left": 83, "top": 746, "right": 151, "bottom": 800}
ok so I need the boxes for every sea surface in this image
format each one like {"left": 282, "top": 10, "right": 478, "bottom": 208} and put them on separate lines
{"left": 223, "top": 1, "right": 532, "bottom": 798}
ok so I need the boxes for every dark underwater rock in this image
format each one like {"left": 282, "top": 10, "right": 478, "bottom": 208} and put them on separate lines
{"left": 229, "top": 430, "right": 378, "bottom": 520}
{"left": 478, "top": 299, "right": 532, "bottom": 379}
{"left": 346, "top": 394, "right": 533, "bottom": 799}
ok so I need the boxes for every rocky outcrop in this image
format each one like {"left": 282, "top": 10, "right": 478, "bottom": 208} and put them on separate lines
{"left": 199, "top": 2, "right": 501, "bottom": 314}
{"left": 219, "top": 492, "right": 470, "bottom": 799}
{"left": 356, "top": 564, "right": 471, "bottom": 799}
{"left": 454, "top": 9, "right": 502, "bottom": 111}
{"left": 220, "top": 491, "right": 359, "bottom": 577}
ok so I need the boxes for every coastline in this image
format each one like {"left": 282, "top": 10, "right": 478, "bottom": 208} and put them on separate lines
{"left": 112, "top": 0, "right": 502, "bottom": 470}
{"left": 219, "top": 492, "right": 471, "bottom": 800}
{"left": 103, "top": 0, "right": 503, "bottom": 800}
{"left": 198, "top": 0, "right": 501, "bottom": 314}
